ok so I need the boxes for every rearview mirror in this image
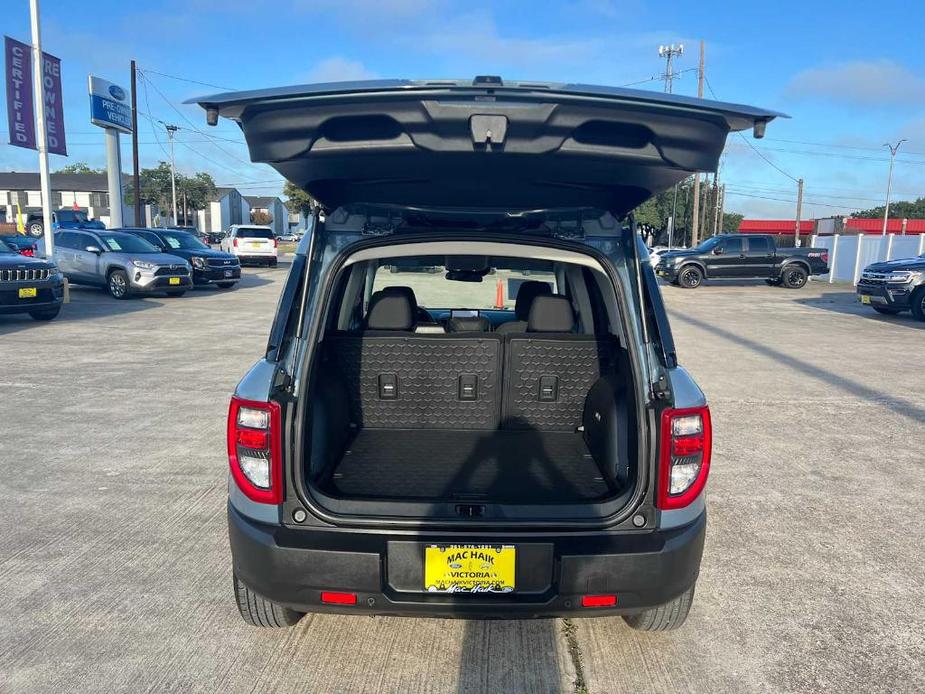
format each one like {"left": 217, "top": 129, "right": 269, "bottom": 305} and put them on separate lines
{"left": 85, "top": 245, "right": 102, "bottom": 254}
{"left": 712, "top": 247, "right": 724, "bottom": 255}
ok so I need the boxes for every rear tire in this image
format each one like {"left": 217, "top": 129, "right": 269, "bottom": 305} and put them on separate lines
{"left": 678, "top": 265, "right": 703, "bottom": 289}
{"left": 623, "top": 584, "right": 695, "bottom": 632}
{"left": 780, "top": 264, "right": 808, "bottom": 289}
{"left": 872, "top": 306, "right": 902, "bottom": 315}
{"left": 29, "top": 307, "right": 60, "bottom": 321}
{"left": 233, "top": 574, "right": 303, "bottom": 628}
{"left": 27, "top": 221, "right": 44, "bottom": 238}
{"left": 910, "top": 287, "right": 925, "bottom": 322}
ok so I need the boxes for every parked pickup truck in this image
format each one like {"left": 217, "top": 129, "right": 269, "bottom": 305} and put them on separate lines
{"left": 655, "top": 234, "right": 828, "bottom": 288}
{"left": 856, "top": 252, "right": 925, "bottom": 321}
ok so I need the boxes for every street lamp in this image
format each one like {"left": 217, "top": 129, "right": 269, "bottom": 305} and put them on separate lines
{"left": 881, "top": 139, "right": 906, "bottom": 236}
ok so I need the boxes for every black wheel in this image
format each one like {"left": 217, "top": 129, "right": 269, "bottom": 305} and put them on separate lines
{"left": 27, "top": 221, "right": 44, "bottom": 238}
{"left": 910, "top": 287, "right": 925, "bottom": 322}
{"left": 29, "top": 307, "right": 60, "bottom": 321}
{"left": 107, "top": 269, "right": 130, "bottom": 299}
{"left": 872, "top": 306, "right": 902, "bottom": 315}
{"left": 678, "top": 265, "right": 703, "bottom": 289}
{"left": 165, "top": 290, "right": 186, "bottom": 297}
{"left": 780, "top": 264, "right": 808, "bottom": 289}
{"left": 217, "top": 282, "right": 236, "bottom": 289}
{"left": 233, "top": 574, "right": 303, "bottom": 628}
{"left": 623, "top": 585, "right": 695, "bottom": 632}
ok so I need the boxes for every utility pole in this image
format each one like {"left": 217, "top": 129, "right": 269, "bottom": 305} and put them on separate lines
{"left": 794, "top": 178, "right": 804, "bottom": 248}
{"left": 131, "top": 60, "right": 141, "bottom": 225}
{"left": 881, "top": 140, "right": 906, "bottom": 236}
{"left": 29, "top": 0, "right": 54, "bottom": 257}
{"left": 162, "top": 122, "right": 179, "bottom": 226}
{"left": 712, "top": 178, "right": 721, "bottom": 236}
{"left": 659, "top": 43, "right": 684, "bottom": 245}
{"left": 690, "top": 40, "right": 705, "bottom": 247}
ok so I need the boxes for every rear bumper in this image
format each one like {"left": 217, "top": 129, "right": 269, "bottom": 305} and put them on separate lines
{"left": 228, "top": 503, "right": 706, "bottom": 618}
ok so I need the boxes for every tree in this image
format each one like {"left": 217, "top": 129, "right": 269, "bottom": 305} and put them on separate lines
{"left": 852, "top": 197, "right": 925, "bottom": 219}
{"left": 124, "top": 163, "right": 216, "bottom": 225}
{"left": 283, "top": 180, "right": 316, "bottom": 216}
{"left": 251, "top": 209, "right": 273, "bottom": 225}
{"left": 721, "top": 212, "right": 744, "bottom": 233}
{"left": 632, "top": 178, "right": 745, "bottom": 245}
{"left": 56, "top": 162, "right": 104, "bottom": 174}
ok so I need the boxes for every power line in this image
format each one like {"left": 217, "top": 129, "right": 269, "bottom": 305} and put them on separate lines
{"left": 134, "top": 67, "right": 237, "bottom": 92}
{"left": 724, "top": 189, "right": 864, "bottom": 210}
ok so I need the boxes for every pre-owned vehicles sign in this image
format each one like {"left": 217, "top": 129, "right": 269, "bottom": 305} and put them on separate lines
{"left": 88, "top": 75, "right": 132, "bottom": 133}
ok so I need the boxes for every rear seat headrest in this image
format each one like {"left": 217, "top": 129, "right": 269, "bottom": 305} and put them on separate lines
{"left": 514, "top": 280, "right": 553, "bottom": 320}
{"left": 366, "top": 286, "right": 417, "bottom": 331}
{"left": 527, "top": 295, "right": 576, "bottom": 333}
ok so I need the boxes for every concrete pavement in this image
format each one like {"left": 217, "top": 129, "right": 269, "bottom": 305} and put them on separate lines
{"left": 0, "top": 270, "right": 922, "bottom": 693}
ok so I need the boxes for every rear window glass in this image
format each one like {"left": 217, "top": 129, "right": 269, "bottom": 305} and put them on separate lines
{"left": 372, "top": 259, "right": 556, "bottom": 311}
{"left": 236, "top": 228, "right": 273, "bottom": 239}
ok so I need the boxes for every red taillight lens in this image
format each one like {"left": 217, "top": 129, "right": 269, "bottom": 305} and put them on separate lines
{"left": 321, "top": 591, "right": 357, "bottom": 605}
{"left": 21, "top": 248, "right": 34, "bottom": 256}
{"left": 822, "top": 251, "right": 829, "bottom": 264}
{"left": 227, "top": 397, "right": 282, "bottom": 504}
{"left": 273, "top": 238, "right": 279, "bottom": 248}
{"left": 581, "top": 594, "right": 617, "bottom": 608}
{"left": 657, "top": 406, "right": 712, "bottom": 510}
{"left": 233, "top": 237, "right": 238, "bottom": 247}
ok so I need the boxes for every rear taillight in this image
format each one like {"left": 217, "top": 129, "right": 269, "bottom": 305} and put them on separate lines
{"left": 233, "top": 237, "right": 238, "bottom": 247}
{"left": 657, "top": 406, "right": 712, "bottom": 510}
{"left": 273, "top": 238, "right": 279, "bottom": 248}
{"left": 227, "top": 396, "right": 282, "bottom": 504}
{"left": 21, "top": 247, "right": 34, "bottom": 256}
{"left": 822, "top": 251, "right": 829, "bottom": 264}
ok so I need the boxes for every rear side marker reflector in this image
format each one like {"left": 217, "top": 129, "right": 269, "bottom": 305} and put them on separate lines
{"left": 581, "top": 595, "right": 617, "bottom": 608}
{"left": 321, "top": 591, "right": 357, "bottom": 605}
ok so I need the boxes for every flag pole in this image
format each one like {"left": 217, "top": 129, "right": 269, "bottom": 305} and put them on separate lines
{"left": 29, "top": 0, "right": 54, "bottom": 257}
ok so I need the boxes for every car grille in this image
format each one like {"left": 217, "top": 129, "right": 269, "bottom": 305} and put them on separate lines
{"left": 0, "top": 268, "right": 52, "bottom": 282}
{"left": 154, "top": 265, "right": 191, "bottom": 276}
{"left": 206, "top": 258, "right": 239, "bottom": 267}
{"left": 859, "top": 271, "right": 889, "bottom": 286}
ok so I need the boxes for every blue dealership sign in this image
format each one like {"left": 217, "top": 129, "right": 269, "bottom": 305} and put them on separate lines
{"left": 88, "top": 75, "right": 132, "bottom": 133}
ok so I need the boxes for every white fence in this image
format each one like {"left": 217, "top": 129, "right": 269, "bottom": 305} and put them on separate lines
{"left": 810, "top": 233, "right": 925, "bottom": 285}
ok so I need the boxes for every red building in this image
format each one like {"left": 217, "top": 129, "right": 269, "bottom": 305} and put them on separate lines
{"left": 737, "top": 219, "right": 814, "bottom": 237}
{"left": 738, "top": 218, "right": 925, "bottom": 237}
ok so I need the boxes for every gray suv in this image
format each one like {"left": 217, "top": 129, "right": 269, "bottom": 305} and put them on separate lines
{"left": 53, "top": 229, "right": 193, "bottom": 299}
{"left": 195, "top": 77, "right": 781, "bottom": 630}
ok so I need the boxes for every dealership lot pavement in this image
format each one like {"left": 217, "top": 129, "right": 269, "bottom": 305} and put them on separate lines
{"left": 1, "top": 269, "right": 922, "bottom": 694}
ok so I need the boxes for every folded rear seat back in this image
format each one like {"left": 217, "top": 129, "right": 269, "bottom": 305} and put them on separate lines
{"left": 501, "top": 295, "right": 614, "bottom": 431}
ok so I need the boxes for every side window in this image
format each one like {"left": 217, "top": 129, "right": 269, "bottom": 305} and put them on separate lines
{"left": 71, "top": 232, "right": 89, "bottom": 250}
{"left": 748, "top": 237, "right": 772, "bottom": 254}
{"left": 56, "top": 232, "right": 74, "bottom": 249}
{"left": 140, "top": 232, "right": 163, "bottom": 248}
{"left": 722, "top": 238, "right": 744, "bottom": 254}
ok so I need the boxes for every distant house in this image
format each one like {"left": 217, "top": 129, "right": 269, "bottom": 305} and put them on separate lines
{"left": 198, "top": 187, "right": 249, "bottom": 233}
{"left": 244, "top": 195, "right": 287, "bottom": 236}
{"left": 0, "top": 171, "right": 135, "bottom": 226}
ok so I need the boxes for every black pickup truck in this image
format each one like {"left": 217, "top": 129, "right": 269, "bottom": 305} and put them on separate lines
{"left": 655, "top": 234, "right": 829, "bottom": 288}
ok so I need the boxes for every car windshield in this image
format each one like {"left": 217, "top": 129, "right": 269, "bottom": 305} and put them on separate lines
{"left": 236, "top": 228, "right": 273, "bottom": 239}
{"left": 98, "top": 233, "right": 159, "bottom": 253}
{"left": 57, "top": 210, "right": 89, "bottom": 223}
{"left": 159, "top": 232, "right": 208, "bottom": 250}
{"left": 692, "top": 237, "right": 722, "bottom": 252}
{"left": 1, "top": 241, "right": 16, "bottom": 254}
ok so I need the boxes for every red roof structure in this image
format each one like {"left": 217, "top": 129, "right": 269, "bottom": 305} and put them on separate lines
{"left": 737, "top": 219, "right": 814, "bottom": 235}
{"left": 738, "top": 218, "right": 925, "bottom": 236}
{"left": 844, "top": 218, "right": 925, "bottom": 234}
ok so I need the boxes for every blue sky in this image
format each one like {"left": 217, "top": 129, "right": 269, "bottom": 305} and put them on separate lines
{"left": 3, "top": 0, "right": 924, "bottom": 219}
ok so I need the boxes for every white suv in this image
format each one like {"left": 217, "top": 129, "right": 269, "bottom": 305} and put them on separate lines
{"left": 221, "top": 225, "right": 278, "bottom": 267}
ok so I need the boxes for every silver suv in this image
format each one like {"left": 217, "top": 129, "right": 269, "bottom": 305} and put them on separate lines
{"left": 52, "top": 229, "right": 193, "bottom": 299}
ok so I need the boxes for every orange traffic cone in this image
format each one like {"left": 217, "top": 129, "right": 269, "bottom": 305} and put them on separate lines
{"left": 494, "top": 278, "right": 505, "bottom": 309}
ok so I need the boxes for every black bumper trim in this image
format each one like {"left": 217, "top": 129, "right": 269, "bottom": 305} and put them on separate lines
{"left": 228, "top": 503, "right": 705, "bottom": 618}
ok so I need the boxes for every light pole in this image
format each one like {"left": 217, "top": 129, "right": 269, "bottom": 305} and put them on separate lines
{"left": 161, "top": 122, "right": 179, "bottom": 226}
{"left": 881, "top": 139, "right": 906, "bottom": 236}
{"left": 659, "top": 44, "right": 684, "bottom": 245}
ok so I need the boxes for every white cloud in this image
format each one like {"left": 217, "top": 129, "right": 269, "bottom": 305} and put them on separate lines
{"left": 305, "top": 57, "right": 378, "bottom": 83}
{"left": 785, "top": 59, "right": 925, "bottom": 106}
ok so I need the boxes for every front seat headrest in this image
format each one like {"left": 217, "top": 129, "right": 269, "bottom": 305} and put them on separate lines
{"left": 365, "top": 286, "right": 417, "bottom": 330}
{"left": 514, "top": 280, "right": 552, "bottom": 320}
{"left": 447, "top": 316, "right": 491, "bottom": 333}
{"left": 527, "top": 295, "right": 576, "bottom": 333}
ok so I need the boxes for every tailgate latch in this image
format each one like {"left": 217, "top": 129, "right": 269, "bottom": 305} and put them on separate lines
{"left": 470, "top": 115, "right": 508, "bottom": 147}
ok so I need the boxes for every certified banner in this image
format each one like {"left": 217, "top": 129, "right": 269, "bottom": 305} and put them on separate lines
{"left": 3, "top": 36, "right": 66, "bottom": 155}
{"left": 4, "top": 36, "right": 36, "bottom": 150}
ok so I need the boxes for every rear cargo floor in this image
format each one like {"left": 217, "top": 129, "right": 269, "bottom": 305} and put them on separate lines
{"left": 325, "top": 429, "right": 613, "bottom": 503}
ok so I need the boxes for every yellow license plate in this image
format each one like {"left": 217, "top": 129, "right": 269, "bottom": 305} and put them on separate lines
{"left": 424, "top": 544, "right": 515, "bottom": 593}
{"left": 860, "top": 294, "right": 871, "bottom": 304}
{"left": 18, "top": 287, "right": 37, "bottom": 298}
{"left": 168, "top": 277, "right": 181, "bottom": 285}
